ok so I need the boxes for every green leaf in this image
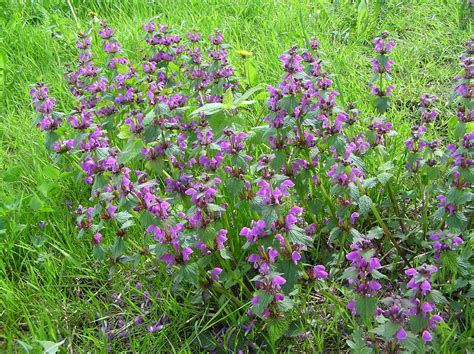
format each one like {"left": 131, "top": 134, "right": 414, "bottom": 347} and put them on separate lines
{"left": 329, "top": 226, "right": 341, "bottom": 244}
{"left": 446, "top": 188, "right": 472, "bottom": 205}
{"left": 371, "top": 321, "right": 400, "bottom": 340}
{"left": 355, "top": 294, "right": 378, "bottom": 323}
{"left": 377, "top": 172, "right": 393, "bottom": 185}
{"left": 112, "top": 238, "right": 126, "bottom": 259}
{"left": 408, "top": 315, "right": 428, "bottom": 333}
{"left": 234, "top": 84, "right": 263, "bottom": 105}
{"left": 347, "top": 329, "right": 371, "bottom": 354}
{"left": 219, "top": 248, "right": 233, "bottom": 260}
{"left": 207, "top": 203, "right": 226, "bottom": 213}
{"left": 340, "top": 267, "right": 358, "bottom": 280}
{"left": 432, "top": 207, "right": 445, "bottom": 221}
{"left": 208, "top": 112, "right": 234, "bottom": 135}
{"left": 440, "top": 252, "right": 458, "bottom": 273}
{"left": 37, "top": 182, "right": 55, "bottom": 198}
{"left": 118, "top": 138, "right": 144, "bottom": 164}
{"left": 245, "top": 62, "right": 258, "bottom": 87}
{"left": 446, "top": 212, "right": 468, "bottom": 231}
{"left": 349, "top": 183, "right": 360, "bottom": 200}
{"left": 252, "top": 291, "right": 274, "bottom": 315}
{"left": 35, "top": 339, "right": 66, "bottom": 354}
{"left": 226, "top": 178, "right": 244, "bottom": 195}
{"left": 247, "top": 125, "right": 276, "bottom": 144}
{"left": 454, "top": 122, "right": 466, "bottom": 140}
{"left": 117, "top": 124, "right": 132, "bottom": 139}
{"left": 93, "top": 245, "right": 105, "bottom": 260}
{"left": 267, "top": 319, "right": 289, "bottom": 343}
{"left": 359, "top": 195, "right": 372, "bottom": 216}
{"left": 276, "top": 260, "right": 299, "bottom": 294}
{"left": 375, "top": 96, "right": 390, "bottom": 114}
{"left": 115, "top": 211, "right": 132, "bottom": 223}
{"left": 367, "top": 227, "right": 383, "bottom": 240}
{"left": 279, "top": 96, "right": 298, "bottom": 114}
{"left": 32, "top": 235, "right": 47, "bottom": 247}
{"left": 42, "top": 165, "right": 61, "bottom": 180}
{"left": 287, "top": 226, "right": 309, "bottom": 246}
{"left": 262, "top": 205, "right": 279, "bottom": 225}
{"left": 270, "top": 150, "right": 287, "bottom": 170}
{"left": 191, "top": 103, "right": 224, "bottom": 116}
{"left": 175, "top": 262, "right": 199, "bottom": 285}
{"left": 223, "top": 88, "right": 234, "bottom": 109}
{"left": 2, "top": 166, "right": 22, "bottom": 182}
{"left": 149, "top": 243, "right": 168, "bottom": 258}
{"left": 278, "top": 297, "right": 295, "bottom": 312}
{"left": 120, "top": 220, "right": 135, "bottom": 229}
{"left": 16, "top": 340, "right": 33, "bottom": 352}
{"left": 428, "top": 289, "right": 448, "bottom": 304}
{"left": 0, "top": 50, "right": 4, "bottom": 98}
{"left": 28, "top": 194, "right": 44, "bottom": 211}
{"left": 363, "top": 177, "right": 378, "bottom": 190}
{"left": 402, "top": 331, "right": 424, "bottom": 352}
{"left": 45, "top": 131, "right": 60, "bottom": 151}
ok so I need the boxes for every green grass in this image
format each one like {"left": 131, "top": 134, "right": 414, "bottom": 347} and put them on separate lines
{"left": 0, "top": 0, "right": 472, "bottom": 351}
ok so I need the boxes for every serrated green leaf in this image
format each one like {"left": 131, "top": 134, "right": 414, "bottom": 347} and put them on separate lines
{"left": 112, "top": 238, "right": 126, "bottom": 259}
{"left": 409, "top": 315, "right": 427, "bottom": 333}
{"left": 267, "top": 319, "right": 289, "bottom": 343}
{"left": 359, "top": 195, "right": 372, "bottom": 216}
{"left": 355, "top": 294, "right": 378, "bottom": 323}
{"left": 2, "top": 166, "right": 22, "bottom": 182}
{"left": 429, "top": 289, "right": 448, "bottom": 304}
{"left": 118, "top": 138, "right": 144, "bottom": 164}
{"left": 223, "top": 88, "right": 234, "bottom": 109}
{"left": 375, "top": 96, "right": 390, "bottom": 114}
{"left": 276, "top": 260, "right": 299, "bottom": 294}
{"left": 207, "top": 203, "right": 226, "bottom": 213}
{"left": 377, "top": 172, "right": 393, "bottom": 185}
{"left": 35, "top": 339, "right": 65, "bottom": 354}
{"left": 175, "top": 262, "right": 199, "bottom": 285}
{"left": 191, "top": 103, "right": 224, "bottom": 116}
{"left": 252, "top": 290, "right": 274, "bottom": 315}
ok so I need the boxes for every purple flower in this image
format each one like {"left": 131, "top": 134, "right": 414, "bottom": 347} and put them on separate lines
{"left": 396, "top": 327, "right": 407, "bottom": 341}
{"left": 422, "top": 330, "right": 432, "bottom": 343}
{"left": 291, "top": 251, "right": 301, "bottom": 265}
{"left": 350, "top": 212, "right": 360, "bottom": 225}
{"left": 256, "top": 179, "right": 294, "bottom": 205}
{"left": 312, "top": 265, "right": 328, "bottom": 279}
{"left": 216, "top": 229, "right": 228, "bottom": 249}
{"left": 347, "top": 299, "right": 357, "bottom": 315}
{"left": 240, "top": 220, "right": 266, "bottom": 243}
{"left": 93, "top": 232, "right": 102, "bottom": 245}
{"left": 429, "top": 314, "right": 443, "bottom": 330}
{"left": 210, "top": 267, "right": 223, "bottom": 281}
{"left": 161, "top": 253, "right": 176, "bottom": 266}
{"left": 271, "top": 275, "right": 286, "bottom": 289}
{"left": 405, "top": 264, "right": 437, "bottom": 296}
{"left": 268, "top": 248, "right": 279, "bottom": 263}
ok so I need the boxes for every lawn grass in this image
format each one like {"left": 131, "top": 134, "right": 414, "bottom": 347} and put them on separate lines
{"left": 0, "top": 0, "right": 472, "bottom": 351}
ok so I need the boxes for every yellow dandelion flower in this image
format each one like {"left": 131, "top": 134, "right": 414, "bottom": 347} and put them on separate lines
{"left": 236, "top": 50, "right": 253, "bottom": 58}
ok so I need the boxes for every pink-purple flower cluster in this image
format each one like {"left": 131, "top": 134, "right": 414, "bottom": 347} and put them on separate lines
{"left": 30, "top": 21, "right": 472, "bottom": 350}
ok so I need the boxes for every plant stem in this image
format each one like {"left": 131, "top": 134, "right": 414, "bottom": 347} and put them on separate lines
{"left": 66, "top": 0, "right": 81, "bottom": 30}
{"left": 356, "top": 180, "right": 411, "bottom": 268}
{"left": 386, "top": 182, "right": 407, "bottom": 234}
{"left": 320, "top": 182, "right": 337, "bottom": 218}
{"left": 377, "top": 153, "right": 407, "bottom": 234}
{"left": 419, "top": 179, "right": 429, "bottom": 238}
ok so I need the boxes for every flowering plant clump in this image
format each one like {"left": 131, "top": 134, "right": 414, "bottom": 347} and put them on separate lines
{"left": 31, "top": 18, "right": 472, "bottom": 352}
